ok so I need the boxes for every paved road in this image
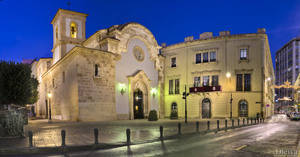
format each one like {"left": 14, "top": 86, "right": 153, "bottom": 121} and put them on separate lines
{"left": 47, "top": 114, "right": 300, "bottom": 157}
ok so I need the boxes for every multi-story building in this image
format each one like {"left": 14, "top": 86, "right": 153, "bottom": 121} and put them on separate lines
{"left": 275, "top": 38, "right": 300, "bottom": 109}
{"left": 161, "top": 30, "right": 275, "bottom": 119}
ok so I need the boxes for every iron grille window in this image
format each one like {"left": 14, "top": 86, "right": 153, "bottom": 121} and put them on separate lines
{"left": 175, "top": 79, "right": 180, "bottom": 94}
{"left": 194, "top": 77, "right": 201, "bottom": 87}
{"left": 196, "top": 53, "right": 201, "bottom": 64}
{"left": 212, "top": 75, "right": 219, "bottom": 86}
{"left": 203, "top": 52, "right": 208, "bottom": 63}
{"left": 210, "top": 51, "right": 216, "bottom": 62}
{"left": 169, "top": 80, "right": 174, "bottom": 94}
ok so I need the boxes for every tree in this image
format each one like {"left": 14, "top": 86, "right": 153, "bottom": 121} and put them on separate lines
{"left": 0, "top": 61, "right": 38, "bottom": 109}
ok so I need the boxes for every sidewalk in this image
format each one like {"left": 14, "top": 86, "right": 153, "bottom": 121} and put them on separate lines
{"left": 0, "top": 118, "right": 250, "bottom": 149}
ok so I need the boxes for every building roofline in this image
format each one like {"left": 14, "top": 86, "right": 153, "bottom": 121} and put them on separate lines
{"left": 51, "top": 8, "right": 88, "bottom": 24}
{"left": 275, "top": 37, "right": 300, "bottom": 55}
{"left": 161, "top": 32, "right": 266, "bottom": 51}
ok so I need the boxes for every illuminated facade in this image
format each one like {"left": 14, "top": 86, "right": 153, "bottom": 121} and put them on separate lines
{"left": 32, "top": 9, "right": 275, "bottom": 121}
{"left": 32, "top": 9, "right": 163, "bottom": 121}
{"left": 161, "top": 30, "right": 275, "bottom": 119}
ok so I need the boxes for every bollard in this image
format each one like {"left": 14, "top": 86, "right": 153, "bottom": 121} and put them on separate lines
{"left": 217, "top": 120, "right": 220, "bottom": 131}
{"left": 178, "top": 123, "right": 182, "bottom": 135}
{"left": 196, "top": 121, "right": 199, "bottom": 133}
{"left": 263, "top": 118, "right": 264, "bottom": 123}
{"left": 160, "top": 126, "right": 163, "bottom": 139}
{"left": 225, "top": 120, "right": 228, "bottom": 131}
{"left": 247, "top": 118, "right": 249, "bottom": 125}
{"left": 243, "top": 118, "right": 245, "bottom": 126}
{"left": 28, "top": 131, "right": 33, "bottom": 147}
{"left": 238, "top": 119, "right": 240, "bottom": 127}
{"left": 94, "top": 128, "right": 99, "bottom": 144}
{"left": 126, "top": 128, "right": 131, "bottom": 145}
{"left": 232, "top": 119, "right": 234, "bottom": 129}
{"left": 255, "top": 118, "right": 257, "bottom": 124}
{"left": 61, "top": 130, "right": 66, "bottom": 146}
{"left": 207, "top": 121, "right": 210, "bottom": 131}
{"left": 251, "top": 118, "right": 253, "bottom": 124}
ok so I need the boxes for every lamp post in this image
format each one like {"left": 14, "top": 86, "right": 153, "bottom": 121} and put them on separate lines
{"left": 47, "top": 92, "right": 52, "bottom": 121}
{"left": 226, "top": 72, "right": 233, "bottom": 119}
{"left": 182, "top": 85, "right": 189, "bottom": 123}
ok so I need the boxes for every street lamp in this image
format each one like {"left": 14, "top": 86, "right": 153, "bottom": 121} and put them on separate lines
{"left": 226, "top": 72, "right": 233, "bottom": 119}
{"left": 47, "top": 92, "right": 52, "bottom": 121}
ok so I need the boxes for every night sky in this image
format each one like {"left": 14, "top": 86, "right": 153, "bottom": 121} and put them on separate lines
{"left": 0, "top": 0, "right": 299, "bottom": 63}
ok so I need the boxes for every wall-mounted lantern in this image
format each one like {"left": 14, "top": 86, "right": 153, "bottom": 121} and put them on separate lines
{"left": 151, "top": 88, "right": 158, "bottom": 98}
{"left": 118, "top": 83, "right": 126, "bottom": 95}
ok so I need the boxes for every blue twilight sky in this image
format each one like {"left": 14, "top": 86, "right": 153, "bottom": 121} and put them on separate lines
{"left": 0, "top": 0, "right": 300, "bottom": 63}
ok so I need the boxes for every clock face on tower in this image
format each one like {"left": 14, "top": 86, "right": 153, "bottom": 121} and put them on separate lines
{"left": 133, "top": 46, "right": 145, "bottom": 62}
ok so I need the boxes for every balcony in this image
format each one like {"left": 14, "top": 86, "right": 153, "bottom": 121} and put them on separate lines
{"left": 189, "top": 86, "right": 221, "bottom": 93}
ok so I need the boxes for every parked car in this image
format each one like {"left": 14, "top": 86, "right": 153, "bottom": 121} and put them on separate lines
{"left": 290, "top": 113, "right": 300, "bottom": 121}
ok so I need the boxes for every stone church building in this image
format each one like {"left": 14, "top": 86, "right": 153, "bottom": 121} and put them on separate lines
{"left": 32, "top": 9, "right": 164, "bottom": 121}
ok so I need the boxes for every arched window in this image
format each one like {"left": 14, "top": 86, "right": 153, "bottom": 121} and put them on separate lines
{"left": 171, "top": 102, "right": 177, "bottom": 112}
{"left": 70, "top": 22, "right": 77, "bottom": 38}
{"left": 55, "top": 27, "right": 58, "bottom": 40}
{"left": 239, "top": 100, "right": 248, "bottom": 117}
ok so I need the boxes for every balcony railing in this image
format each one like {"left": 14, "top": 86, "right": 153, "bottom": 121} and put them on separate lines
{"left": 189, "top": 86, "right": 222, "bottom": 93}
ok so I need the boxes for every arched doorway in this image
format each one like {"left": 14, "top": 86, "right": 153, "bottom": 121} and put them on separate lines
{"left": 202, "top": 98, "right": 211, "bottom": 118}
{"left": 239, "top": 100, "right": 248, "bottom": 117}
{"left": 133, "top": 89, "right": 144, "bottom": 119}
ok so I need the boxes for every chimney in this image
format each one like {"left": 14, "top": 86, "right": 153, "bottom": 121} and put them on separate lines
{"left": 219, "top": 31, "right": 231, "bottom": 36}
{"left": 257, "top": 28, "right": 266, "bottom": 34}
{"left": 199, "top": 32, "right": 213, "bottom": 39}
{"left": 161, "top": 43, "right": 167, "bottom": 48}
{"left": 184, "top": 36, "right": 194, "bottom": 42}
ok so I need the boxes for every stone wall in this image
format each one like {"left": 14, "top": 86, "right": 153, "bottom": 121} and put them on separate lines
{"left": 0, "top": 109, "right": 26, "bottom": 137}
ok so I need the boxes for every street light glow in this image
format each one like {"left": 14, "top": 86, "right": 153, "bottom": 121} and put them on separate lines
{"left": 226, "top": 72, "right": 231, "bottom": 78}
{"left": 47, "top": 93, "right": 52, "bottom": 98}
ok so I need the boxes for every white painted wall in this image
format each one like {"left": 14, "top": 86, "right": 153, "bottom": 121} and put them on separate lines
{"left": 115, "top": 38, "right": 159, "bottom": 116}
{"left": 53, "top": 46, "right": 60, "bottom": 64}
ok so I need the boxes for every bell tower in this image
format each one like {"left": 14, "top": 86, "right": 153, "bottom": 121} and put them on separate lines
{"left": 51, "top": 9, "right": 88, "bottom": 64}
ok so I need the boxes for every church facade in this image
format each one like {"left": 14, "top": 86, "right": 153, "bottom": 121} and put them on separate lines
{"left": 32, "top": 9, "right": 275, "bottom": 121}
{"left": 32, "top": 9, "right": 164, "bottom": 121}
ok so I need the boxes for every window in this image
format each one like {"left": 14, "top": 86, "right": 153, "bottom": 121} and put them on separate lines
{"left": 196, "top": 53, "right": 201, "bottom": 64}
{"left": 203, "top": 52, "right": 208, "bottom": 62}
{"left": 236, "top": 74, "right": 251, "bottom": 91}
{"left": 236, "top": 74, "right": 243, "bottom": 91}
{"left": 52, "top": 78, "right": 55, "bottom": 88}
{"left": 169, "top": 80, "right": 174, "bottom": 94}
{"left": 70, "top": 22, "right": 77, "bottom": 38}
{"left": 62, "top": 71, "right": 65, "bottom": 83}
{"left": 239, "top": 100, "right": 248, "bottom": 117}
{"left": 194, "top": 77, "right": 201, "bottom": 87}
{"left": 171, "top": 57, "right": 176, "bottom": 67}
{"left": 203, "top": 76, "right": 209, "bottom": 86}
{"left": 46, "top": 61, "right": 51, "bottom": 70}
{"left": 171, "top": 102, "right": 178, "bottom": 112}
{"left": 55, "top": 27, "right": 58, "bottom": 40}
{"left": 210, "top": 51, "right": 216, "bottom": 62}
{"left": 95, "top": 64, "right": 99, "bottom": 77}
{"left": 175, "top": 79, "right": 180, "bottom": 94}
{"left": 240, "top": 48, "right": 248, "bottom": 60}
{"left": 212, "top": 75, "right": 219, "bottom": 86}
{"left": 244, "top": 74, "right": 251, "bottom": 91}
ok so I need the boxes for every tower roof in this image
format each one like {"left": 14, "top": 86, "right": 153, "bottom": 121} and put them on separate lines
{"left": 51, "top": 8, "right": 88, "bottom": 24}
